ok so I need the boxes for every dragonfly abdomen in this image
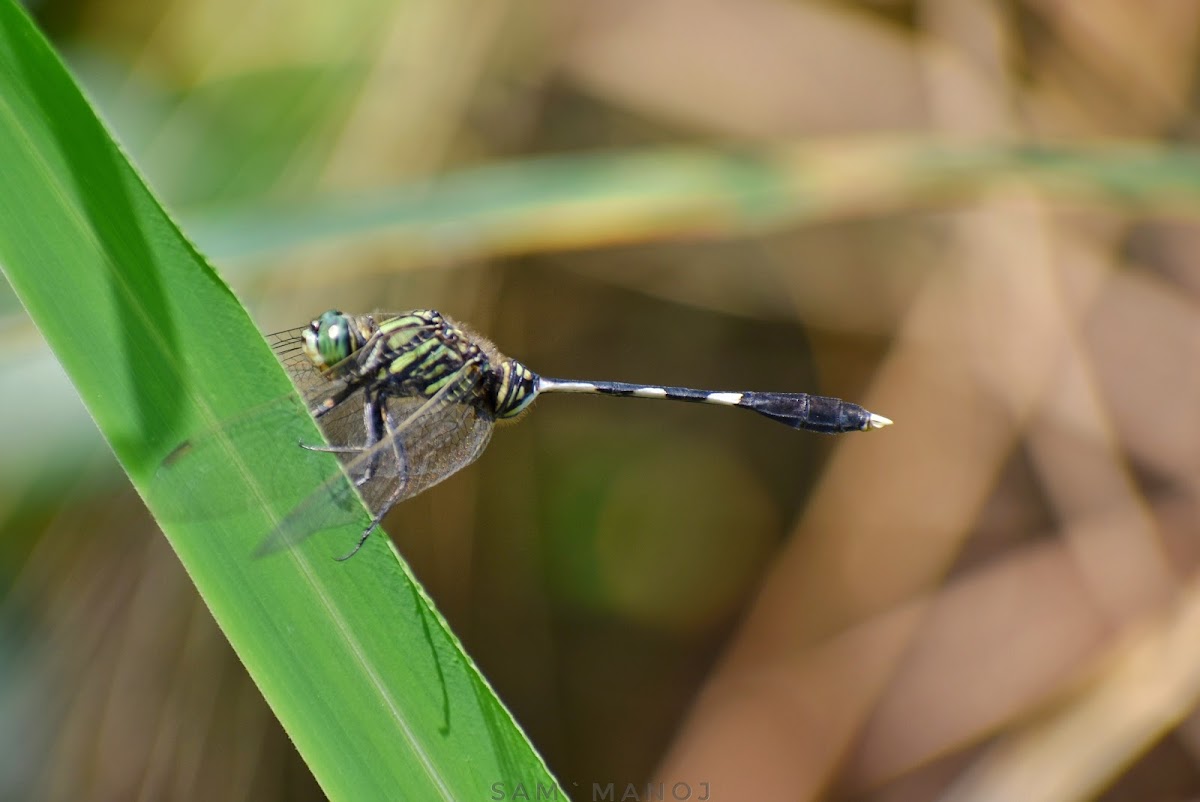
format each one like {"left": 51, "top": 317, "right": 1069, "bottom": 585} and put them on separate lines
{"left": 490, "top": 359, "right": 539, "bottom": 419}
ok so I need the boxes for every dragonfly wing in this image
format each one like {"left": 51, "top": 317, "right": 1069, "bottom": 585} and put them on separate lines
{"left": 268, "top": 325, "right": 365, "bottom": 417}
{"left": 370, "top": 381, "right": 495, "bottom": 504}
{"left": 257, "top": 361, "right": 495, "bottom": 556}
{"left": 267, "top": 326, "right": 325, "bottom": 397}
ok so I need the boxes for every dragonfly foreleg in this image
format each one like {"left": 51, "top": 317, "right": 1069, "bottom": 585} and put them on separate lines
{"left": 300, "top": 443, "right": 365, "bottom": 453}
{"left": 299, "top": 387, "right": 386, "bottom": 489}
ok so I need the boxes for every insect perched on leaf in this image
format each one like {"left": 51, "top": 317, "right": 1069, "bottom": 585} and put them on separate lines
{"left": 195, "top": 309, "right": 891, "bottom": 560}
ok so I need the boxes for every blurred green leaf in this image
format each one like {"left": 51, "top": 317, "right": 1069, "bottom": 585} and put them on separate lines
{"left": 0, "top": 3, "right": 558, "bottom": 800}
{"left": 187, "top": 141, "right": 1200, "bottom": 271}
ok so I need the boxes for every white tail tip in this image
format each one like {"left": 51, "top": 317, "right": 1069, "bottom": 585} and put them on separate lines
{"left": 868, "top": 413, "right": 893, "bottom": 429}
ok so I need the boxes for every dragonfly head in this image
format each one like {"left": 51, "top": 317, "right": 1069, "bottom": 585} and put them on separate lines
{"left": 302, "top": 310, "right": 363, "bottom": 372}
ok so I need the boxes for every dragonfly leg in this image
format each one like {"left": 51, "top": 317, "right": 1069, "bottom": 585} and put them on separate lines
{"left": 299, "top": 442, "right": 372, "bottom": 489}
{"left": 334, "top": 472, "right": 408, "bottom": 561}
{"left": 333, "top": 397, "right": 417, "bottom": 561}
{"left": 335, "top": 515, "right": 383, "bottom": 561}
{"left": 300, "top": 443, "right": 365, "bottom": 454}
{"left": 299, "top": 388, "right": 385, "bottom": 489}
{"left": 356, "top": 387, "right": 386, "bottom": 486}
{"left": 382, "top": 398, "right": 412, "bottom": 496}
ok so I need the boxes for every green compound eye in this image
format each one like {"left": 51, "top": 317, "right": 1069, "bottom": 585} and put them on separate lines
{"left": 302, "top": 310, "right": 355, "bottom": 370}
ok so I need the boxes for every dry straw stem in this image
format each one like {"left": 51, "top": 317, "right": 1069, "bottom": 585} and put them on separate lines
{"left": 655, "top": 187, "right": 1200, "bottom": 799}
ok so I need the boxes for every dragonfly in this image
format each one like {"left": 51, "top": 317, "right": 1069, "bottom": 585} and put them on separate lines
{"left": 251, "top": 309, "right": 892, "bottom": 560}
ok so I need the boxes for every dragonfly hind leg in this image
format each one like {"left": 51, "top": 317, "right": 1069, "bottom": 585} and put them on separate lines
{"left": 335, "top": 514, "right": 384, "bottom": 562}
{"left": 333, "top": 406, "right": 411, "bottom": 561}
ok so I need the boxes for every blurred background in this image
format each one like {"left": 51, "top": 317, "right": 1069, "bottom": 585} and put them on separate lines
{"left": 5, "top": 1, "right": 1200, "bottom": 800}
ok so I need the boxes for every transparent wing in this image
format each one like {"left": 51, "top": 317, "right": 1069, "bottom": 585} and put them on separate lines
{"left": 267, "top": 326, "right": 361, "bottom": 415}
{"left": 163, "top": 326, "right": 360, "bottom": 475}
{"left": 372, "top": 382, "right": 494, "bottom": 502}
{"left": 166, "top": 323, "right": 492, "bottom": 556}
{"left": 257, "top": 361, "right": 496, "bottom": 556}
{"left": 266, "top": 325, "right": 391, "bottom": 453}
{"left": 266, "top": 326, "right": 327, "bottom": 399}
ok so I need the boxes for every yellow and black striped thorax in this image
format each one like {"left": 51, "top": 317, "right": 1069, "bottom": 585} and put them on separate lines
{"left": 365, "top": 310, "right": 481, "bottom": 398}
{"left": 304, "top": 310, "right": 540, "bottom": 419}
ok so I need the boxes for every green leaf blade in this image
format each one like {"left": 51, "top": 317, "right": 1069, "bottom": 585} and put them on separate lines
{"left": 0, "top": 3, "right": 559, "bottom": 799}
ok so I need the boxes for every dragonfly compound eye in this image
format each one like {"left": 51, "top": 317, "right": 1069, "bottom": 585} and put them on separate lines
{"left": 303, "top": 309, "right": 356, "bottom": 371}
